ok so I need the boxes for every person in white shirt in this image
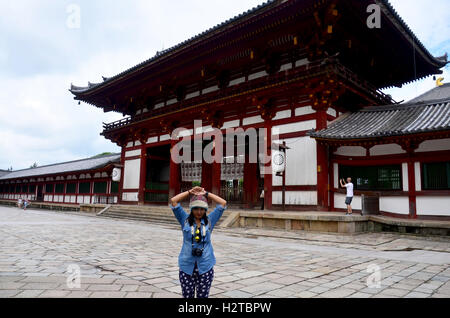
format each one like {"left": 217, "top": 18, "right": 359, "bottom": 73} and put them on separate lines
{"left": 340, "top": 177, "right": 356, "bottom": 215}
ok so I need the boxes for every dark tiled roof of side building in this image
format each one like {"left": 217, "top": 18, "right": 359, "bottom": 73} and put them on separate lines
{"left": 308, "top": 97, "right": 450, "bottom": 140}
{"left": 409, "top": 83, "right": 450, "bottom": 103}
{"left": 0, "top": 170, "right": 11, "bottom": 178}
{"left": 0, "top": 154, "right": 121, "bottom": 181}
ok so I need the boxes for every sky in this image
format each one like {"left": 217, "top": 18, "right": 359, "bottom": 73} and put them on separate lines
{"left": 0, "top": 0, "right": 449, "bottom": 170}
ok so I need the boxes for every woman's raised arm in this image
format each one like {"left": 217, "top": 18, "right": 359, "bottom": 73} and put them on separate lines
{"left": 170, "top": 190, "right": 191, "bottom": 207}
{"left": 207, "top": 192, "right": 227, "bottom": 208}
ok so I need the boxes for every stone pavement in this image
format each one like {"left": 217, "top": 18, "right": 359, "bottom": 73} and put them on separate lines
{"left": 0, "top": 206, "right": 449, "bottom": 298}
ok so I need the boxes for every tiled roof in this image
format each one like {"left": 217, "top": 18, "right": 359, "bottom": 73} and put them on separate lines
{"left": 0, "top": 170, "right": 10, "bottom": 178}
{"left": 70, "top": 0, "right": 278, "bottom": 94}
{"left": 0, "top": 154, "right": 121, "bottom": 181}
{"left": 70, "top": 0, "right": 447, "bottom": 95}
{"left": 308, "top": 98, "right": 450, "bottom": 140}
{"left": 409, "top": 83, "right": 450, "bottom": 103}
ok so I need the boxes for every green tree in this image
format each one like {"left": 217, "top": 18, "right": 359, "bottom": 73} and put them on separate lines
{"left": 91, "top": 152, "right": 115, "bottom": 158}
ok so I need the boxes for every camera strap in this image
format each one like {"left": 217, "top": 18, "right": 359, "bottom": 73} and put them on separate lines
{"left": 190, "top": 224, "right": 206, "bottom": 251}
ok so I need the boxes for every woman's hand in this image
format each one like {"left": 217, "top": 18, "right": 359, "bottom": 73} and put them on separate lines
{"left": 190, "top": 186, "right": 205, "bottom": 196}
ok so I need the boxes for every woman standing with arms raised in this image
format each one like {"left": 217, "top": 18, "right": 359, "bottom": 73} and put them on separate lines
{"left": 169, "top": 186, "right": 227, "bottom": 298}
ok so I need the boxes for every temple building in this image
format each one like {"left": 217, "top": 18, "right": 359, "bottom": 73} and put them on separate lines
{"left": 64, "top": 0, "right": 448, "bottom": 218}
{"left": 309, "top": 83, "right": 450, "bottom": 219}
{"left": 0, "top": 154, "right": 121, "bottom": 205}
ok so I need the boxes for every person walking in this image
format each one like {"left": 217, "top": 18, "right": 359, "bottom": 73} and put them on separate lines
{"left": 340, "top": 177, "right": 356, "bottom": 215}
{"left": 23, "top": 199, "right": 29, "bottom": 210}
{"left": 169, "top": 186, "right": 227, "bottom": 298}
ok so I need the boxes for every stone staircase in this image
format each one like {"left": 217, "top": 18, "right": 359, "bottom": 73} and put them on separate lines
{"left": 99, "top": 204, "right": 231, "bottom": 227}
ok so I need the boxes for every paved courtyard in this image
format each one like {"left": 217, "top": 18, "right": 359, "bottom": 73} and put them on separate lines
{"left": 0, "top": 205, "right": 449, "bottom": 298}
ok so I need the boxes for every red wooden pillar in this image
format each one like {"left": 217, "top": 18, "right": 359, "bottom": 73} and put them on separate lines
{"left": 118, "top": 145, "right": 126, "bottom": 204}
{"left": 402, "top": 141, "right": 418, "bottom": 219}
{"left": 169, "top": 139, "right": 181, "bottom": 201}
{"left": 407, "top": 160, "right": 417, "bottom": 219}
{"left": 316, "top": 109, "right": 329, "bottom": 211}
{"left": 201, "top": 162, "right": 213, "bottom": 192}
{"left": 212, "top": 161, "right": 221, "bottom": 196}
{"left": 329, "top": 160, "right": 334, "bottom": 211}
{"left": 264, "top": 120, "right": 272, "bottom": 210}
{"left": 138, "top": 145, "right": 147, "bottom": 205}
{"left": 244, "top": 159, "right": 258, "bottom": 209}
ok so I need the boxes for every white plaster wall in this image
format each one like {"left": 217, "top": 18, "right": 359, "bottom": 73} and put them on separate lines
{"left": 415, "top": 162, "right": 422, "bottom": 191}
{"left": 416, "top": 138, "right": 450, "bottom": 152}
{"left": 160, "top": 134, "right": 170, "bottom": 141}
{"left": 186, "top": 91, "right": 200, "bottom": 99}
{"left": 273, "top": 110, "right": 292, "bottom": 120}
{"left": 327, "top": 108, "right": 337, "bottom": 117}
{"left": 334, "top": 146, "right": 366, "bottom": 157}
{"left": 272, "top": 191, "right": 317, "bottom": 205}
{"left": 280, "top": 63, "right": 292, "bottom": 71}
{"left": 229, "top": 77, "right": 245, "bottom": 86}
{"left": 333, "top": 163, "right": 339, "bottom": 189}
{"left": 248, "top": 71, "right": 267, "bottom": 81}
{"left": 125, "top": 150, "right": 141, "bottom": 158}
{"left": 295, "top": 58, "right": 308, "bottom": 67}
{"left": 195, "top": 125, "right": 213, "bottom": 134}
{"left": 147, "top": 137, "right": 158, "bottom": 144}
{"left": 417, "top": 197, "right": 450, "bottom": 216}
{"left": 379, "top": 196, "right": 409, "bottom": 215}
{"left": 272, "top": 137, "right": 317, "bottom": 186}
{"left": 122, "top": 192, "right": 138, "bottom": 202}
{"left": 295, "top": 106, "right": 315, "bottom": 116}
{"left": 243, "top": 115, "right": 264, "bottom": 126}
{"left": 272, "top": 120, "right": 316, "bottom": 135}
{"left": 166, "top": 98, "right": 177, "bottom": 106}
{"left": 402, "top": 163, "right": 409, "bottom": 192}
{"left": 370, "top": 144, "right": 406, "bottom": 156}
{"left": 178, "top": 129, "right": 193, "bottom": 137}
{"left": 334, "top": 193, "right": 362, "bottom": 210}
{"left": 123, "top": 159, "right": 141, "bottom": 189}
{"left": 223, "top": 120, "right": 240, "bottom": 129}
{"left": 203, "top": 85, "right": 219, "bottom": 94}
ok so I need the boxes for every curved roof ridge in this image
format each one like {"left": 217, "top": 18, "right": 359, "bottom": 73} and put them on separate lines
{"left": 2, "top": 153, "right": 120, "bottom": 175}
{"left": 70, "top": 0, "right": 278, "bottom": 94}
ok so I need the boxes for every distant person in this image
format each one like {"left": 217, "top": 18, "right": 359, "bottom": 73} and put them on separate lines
{"left": 340, "top": 177, "right": 357, "bottom": 215}
{"left": 260, "top": 189, "right": 265, "bottom": 210}
{"left": 23, "top": 199, "right": 29, "bottom": 210}
{"left": 17, "top": 198, "right": 23, "bottom": 209}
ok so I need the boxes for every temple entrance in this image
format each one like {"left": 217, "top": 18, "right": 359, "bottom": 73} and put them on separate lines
{"left": 173, "top": 131, "right": 263, "bottom": 208}
{"left": 145, "top": 145, "right": 170, "bottom": 204}
{"left": 220, "top": 156, "right": 244, "bottom": 206}
{"left": 36, "top": 185, "right": 43, "bottom": 202}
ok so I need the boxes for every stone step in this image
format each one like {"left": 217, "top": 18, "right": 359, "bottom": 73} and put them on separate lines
{"left": 107, "top": 209, "right": 172, "bottom": 216}
{"left": 102, "top": 207, "right": 231, "bottom": 226}
{"left": 105, "top": 213, "right": 175, "bottom": 222}
{"left": 101, "top": 214, "right": 178, "bottom": 226}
